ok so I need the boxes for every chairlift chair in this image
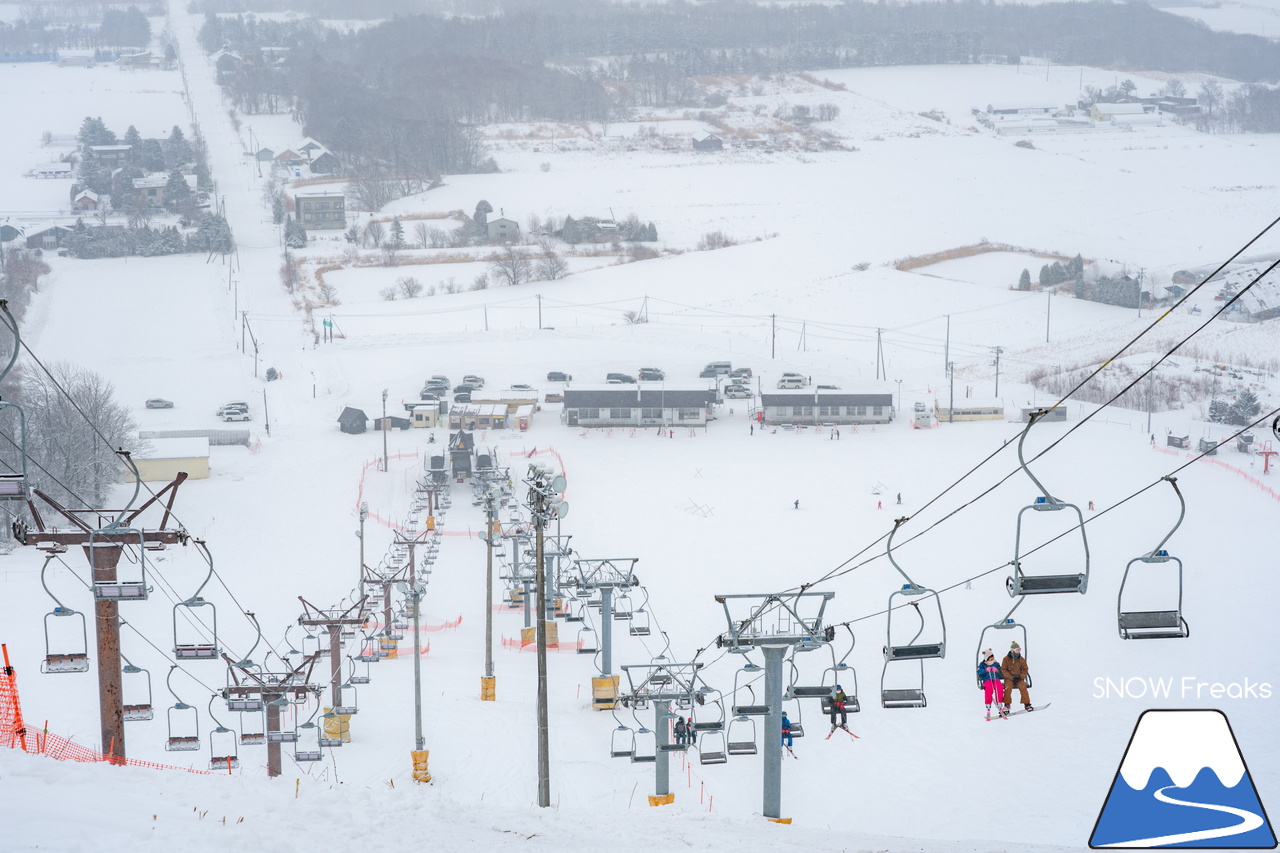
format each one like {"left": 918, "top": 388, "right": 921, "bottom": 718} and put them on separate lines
{"left": 88, "top": 526, "right": 150, "bottom": 602}
{"left": 333, "top": 682, "right": 358, "bottom": 716}
{"left": 630, "top": 725, "right": 656, "bottom": 763}
{"left": 610, "top": 725, "right": 635, "bottom": 759}
{"left": 121, "top": 658, "right": 154, "bottom": 720}
{"left": 691, "top": 687, "right": 725, "bottom": 733}
{"left": 727, "top": 715, "right": 758, "bottom": 756}
{"left": 208, "top": 696, "right": 240, "bottom": 770}
{"left": 239, "top": 708, "right": 266, "bottom": 746}
{"left": 880, "top": 518, "right": 945, "bottom": 710}
{"left": 731, "top": 661, "right": 769, "bottom": 716}
{"left": 320, "top": 711, "right": 345, "bottom": 748}
{"left": 164, "top": 668, "right": 201, "bottom": 751}
{"left": 355, "top": 636, "right": 381, "bottom": 663}
{"left": 629, "top": 590, "right": 652, "bottom": 637}
{"left": 1007, "top": 411, "right": 1090, "bottom": 596}
{"left": 294, "top": 721, "right": 323, "bottom": 762}
{"left": 975, "top": 604, "right": 1032, "bottom": 689}
{"left": 783, "top": 697, "right": 805, "bottom": 738}
{"left": 41, "top": 610, "right": 90, "bottom": 674}
{"left": 565, "top": 598, "right": 586, "bottom": 623}
{"left": 347, "top": 655, "right": 372, "bottom": 685}
{"left": 1118, "top": 476, "right": 1190, "bottom": 640}
{"left": 576, "top": 625, "right": 598, "bottom": 655}
{"left": 613, "top": 590, "right": 634, "bottom": 621}
{"left": 698, "top": 729, "right": 728, "bottom": 765}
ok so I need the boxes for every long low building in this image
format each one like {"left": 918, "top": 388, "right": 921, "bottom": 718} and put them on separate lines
{"left": 563, "top": 387, "right": 716, "bottom": 428}
{"left": 758, "top": 390, "right": 894, "bottom": 426}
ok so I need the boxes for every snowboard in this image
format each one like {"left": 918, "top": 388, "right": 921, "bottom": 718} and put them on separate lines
{"left": 986, "top": 702, "right": 1051, "bottom": 720}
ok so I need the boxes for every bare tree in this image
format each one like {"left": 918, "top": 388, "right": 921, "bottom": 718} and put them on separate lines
{"left": 317, "top": 281, "right": 341, "bottom": 305}
{"left": 489, "top": 246, "right": 532, "bottom": 287}
{"left": 397, "top": 276, "right": 423, "bottom": 298}
{"left": 364, "top": 220, "right": 385, "bottom": 249}
{"left": 279, "top": 250, "right": 303, "bottom": 293}
{"left": 413, "top": 221, "right": 432, "bottom": 249}
{"left": 535, "top": 236, "right": 569, "bottom": 280}
{"left": 19, "top": 361, "right": 142, "bottom": 509}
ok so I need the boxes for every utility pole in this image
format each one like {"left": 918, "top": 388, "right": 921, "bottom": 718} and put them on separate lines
{"left": 875, "top": 328, "right": 885, "bottom": 380}
{"left": 1046, "top": 290, "right": 1052, "bottom": 343}
{"left": 1147, "top": 361, "right": 1155, "bottom": 434}
{"left": 358, "top": 502, "right": 368, "bottom": 593}
{"left": 771, "top": 314, "right": 776, "bottom": 359}
{"left": 381, "top": 389, "right": 389, "bottom": 472}
{"left": 263, "top": 388, "right": 270, "bottom": 437}
{"left": 991, "top": 346, "right": 1005, "bottom": 397}
{"left": 537, "top": 294, "right": 543, "bottom": 330}
{"left": 1137, "top": 267, "right": 1145, "bottom": 319}
{"left": 944, "top": 315, "right": 950, "bottom": 373}
{"left": 524, "top": 463, "right": 568, "bottom": 808}
{"left": 86, "top": 540, "right": 126, "bottom": 764}
{"left": 948, "top": 361, "right": 956, "bottom": 424}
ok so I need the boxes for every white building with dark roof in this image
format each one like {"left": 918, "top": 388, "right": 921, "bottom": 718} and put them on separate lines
{"left": 759, "top": 389, "right": 895, "bottom": 426}
{"left": 563, "top": 387, "right": 716, "bottom": 428}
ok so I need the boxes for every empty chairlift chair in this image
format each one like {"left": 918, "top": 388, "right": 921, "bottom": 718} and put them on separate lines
{"left": 629, "top": 589, "right": 652, "bottom": 637}
{"left": 630, "top": 725, "right": 656, "bottom": 763}
{"left": 164, "top": 667, "right": 201, "bottom": 752}
{"left": 610, "top": 725, "right": 635, "bottom": 759}
{"left": 1118, "top": 476, "right": 1190, "bottom": 640}
{"left": 727, "top": 716, "right": 758, "bottom": 756}
{"left": 1007, "top": 410, "right": 1090, "bottom": 597}
{"left": 577, "top": 625, "right": 599, "bottom": 655}
{"left": 208, "top": 696, "right": 240, "bottom": 770}
{"left": 173, "top": 541, "right": 221, "bottom": 661}
{"left": 239, "top": 708, "right": 267, "bottom": 746}
{"left": 121, "top": 656, "right": 154, "bottom": 721}
{"left": 39, "top": 557, "right": 90, "bottom": 674}
{"left": 731, "top": 662, "right": 769, "bottom": 716}
{"left": 880, "top": 518, "right": 946, "bottom": 710}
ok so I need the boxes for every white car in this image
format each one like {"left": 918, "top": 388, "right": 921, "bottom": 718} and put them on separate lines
{"left": 222, "top": 410, "right": 251, "bottom": 422}
{"left": 724, "top": 385, "right": 753, "bottom": 399}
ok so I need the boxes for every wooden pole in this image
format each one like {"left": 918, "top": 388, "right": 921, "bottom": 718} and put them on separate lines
{"left": 85, "top": 542, "right": 125, "bottom": 765}
{"left": 266, "top": 695, "right": 281, "bottom": 778}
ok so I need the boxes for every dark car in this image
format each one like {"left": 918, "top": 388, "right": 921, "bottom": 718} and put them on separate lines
{"left": 454, "top": 391, "right": 472, "bottom": 403}
{"left": 699, "top": 368, "right": 718, "bottom": 378}
{"left": 606, "top": 373, "right": 637, "bottom": 384}
{"left": 546, "top": 371, "right": 572, "bottom": 382}
{"left": 638, "top": 368, "right": 665, "bottom": 381}
{"left": 453, "top": 383, "right": 475, "bottom": 394}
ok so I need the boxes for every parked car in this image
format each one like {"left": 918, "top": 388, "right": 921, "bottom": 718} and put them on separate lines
{"left": 544, "top": 392, "right": 564, "bottom": 403}
{"left": 546, "top": 371, "right": 572, "bottom": 382}
{"left": 729, "top": 367, "right": 753, "bottom": 382}
{"left": 704, "top": 361, "right": 732, "bottom": 375}
{"left": 606, "top": 373, "right": 637, "bottom": 384}
{"left": 913, "top": 401, "right": 927, "bottom": 413}
{"left": 463, "top": 374, "right": 485, "bottom": 387}
{"left": 724, "top": 385, "right": 753, "bottom": 399}
{"left": 777, "top": 376, "right": 805, "bottom": 389}
{"left": 817, "top": 384, "right": 841, "bottom": 390}
{"left": 217, "top": 401, "right": 248, "bottom": 416}
{"left": 429, "top": 375, "right": 450, "bottom": 387}
{"left": 222, "top": 410, "right": 251, "bottom": 422}
{"left": 453, "top": 383, "right": 475, "bottom": 394}
{"left": 423, "top": 382, "right": 448, "bottom": 396}
{"left": 510, "top": 384, "right": 535, "bottom": 392}
{"left": 420, "top": 389, "right": 441, "bottom": 401}
{"left": 638, "top": 367, "right": 665, "bottom": 381}
{"left": 145, "top": 398, "right": 174, "bottom": 409}
{"left": 454, "top": 392, "right": 472, "bottom": 403}
{"left": 699, "top": 368, "right": 718, "bottom": 378}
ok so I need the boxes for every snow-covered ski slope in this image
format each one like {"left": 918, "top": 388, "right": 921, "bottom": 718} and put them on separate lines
{"left": 1, "top": 3, "right": 1277, "bottom": 851}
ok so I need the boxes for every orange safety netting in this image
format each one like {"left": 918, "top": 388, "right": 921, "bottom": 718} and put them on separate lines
{"left": 501, "top": 634, "right": 584, "bottom": 653}
{"left": 363, "top": 615, "right": 462, "bottom": 633}
{"left": 1152, "top": 444, "right": 1280, "bottom": 501}
{"left": 1, "top": 645, "right": 209, "bottom": 774}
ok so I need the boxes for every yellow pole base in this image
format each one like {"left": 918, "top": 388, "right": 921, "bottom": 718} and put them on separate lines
{"left": 480, "top": 676, "right": 496, "bottom": 701}
{"left": 767, "top": 817, "right": 792, "bottom": 825}
{"left": 591, "top": 675, "right": 621, "bottom": 709}
{"left": 647, "top": 793, "right": 675, "bottom": 807}
{"left": 411, "top": 749, "right": 431, "bottom": 783}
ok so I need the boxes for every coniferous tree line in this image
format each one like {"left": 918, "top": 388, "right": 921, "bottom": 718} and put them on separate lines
{"left": 0, "top": 7, "right": 150, "bottom": 56}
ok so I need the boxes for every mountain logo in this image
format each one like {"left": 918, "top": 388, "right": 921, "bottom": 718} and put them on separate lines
{"left": 1090, "top": 709, "right": 1277, "bottom": 848}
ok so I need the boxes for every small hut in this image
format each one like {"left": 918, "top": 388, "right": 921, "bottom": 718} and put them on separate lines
{"left": 338, "top": 407, "right": 368, "bottom": 435}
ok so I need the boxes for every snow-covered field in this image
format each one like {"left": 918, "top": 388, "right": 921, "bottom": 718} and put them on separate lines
{"left": 1, "top": 2, "right": 1278, "bottom": 851}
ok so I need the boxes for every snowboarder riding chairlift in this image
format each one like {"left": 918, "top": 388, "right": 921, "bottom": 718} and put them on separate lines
{"left": 1002, "top": 641, "right": 1033, "bottom": 713}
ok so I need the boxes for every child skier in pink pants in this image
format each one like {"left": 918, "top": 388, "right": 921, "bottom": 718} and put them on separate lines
{"left": 977, "top": 649, "right": 1007, "bottom": 719}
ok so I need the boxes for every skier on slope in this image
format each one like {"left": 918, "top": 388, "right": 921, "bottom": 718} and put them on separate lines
{"left": 1002, "top": 641, "right": 1033, "bottom": 713}
{"left": 978, "top": 649, "right": 1007, "bottom": 719}
{"left": 781, "top": 713, "right": 794, "bottom": 748}
{"left": 828, "top": 684, "right": 849, "bottom": 731}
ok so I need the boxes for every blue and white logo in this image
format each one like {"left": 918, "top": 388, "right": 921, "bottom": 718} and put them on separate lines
{"left": 1090, "top": 709, "right": 1276, "bottom": 848}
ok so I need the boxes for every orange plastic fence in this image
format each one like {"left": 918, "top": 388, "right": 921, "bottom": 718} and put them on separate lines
{"left": 1, "top": 645, "right": 209, "bottom": 774}
{"left": 501, "top": 634, "right": 584, "bottom": 653}
{"left": 1152, "top": 445, "right": 1280, "bottom": 501}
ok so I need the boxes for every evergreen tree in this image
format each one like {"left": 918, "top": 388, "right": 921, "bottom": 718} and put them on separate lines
{"left": 284, "top": 215, "right": 307, "bottom": 248}
{"left": 1038, "top": 264, "right": 1051, "bottom": 287}
{"left": 139, "top": 139, "right": 166, "bottom": 172}
{"left": 78, "top": 116, "right": 116, "bottom": 148}
{"left": 193, "top": 162, "right": 213, "bottom": 192}
{"left": 561, "top": 215, "right": 582, "bottom": 244}
{"left": 122, "top": 126, "right": 143, "bottom": 162}
{"left": 1073, "top": 273, "right": 1086, "bottom": 299}
{"left": 647, "top": 222, "right": 658, "bottom": 241}
{"left": 163, "top": 171, "right": 191, "bottom": 213}
{"left": 1019, "top": 269, "right": 1032, "bottom": 291}
{"left": 1228, "top": 389, "right": 1262, "bottom": 426}
{"left": 165, "top": 126, "right": 194, "bottom": 168}
{"left": 1208, "top": 399, "right": 1231, "bottom": 424}
{"left": 390, "top": 218, "right": 405, "bottom": 248}
{"left": 1067, "top": 253, "right": 1084, "bottom": 277}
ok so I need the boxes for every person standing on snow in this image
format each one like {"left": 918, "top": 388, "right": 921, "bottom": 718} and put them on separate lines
{"left": 794, "top": 499, "right": 799, "bottom": 509}
{"left": 978, "top": 649, "right": 1007, "bottom": 718}
{"left": 1002, "top": 641, "right": 1033, "bottom": 713}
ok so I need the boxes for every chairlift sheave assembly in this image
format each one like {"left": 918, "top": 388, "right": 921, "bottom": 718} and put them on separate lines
{"left": 1118, "top": 476, "right": 1190, "bottom": 640}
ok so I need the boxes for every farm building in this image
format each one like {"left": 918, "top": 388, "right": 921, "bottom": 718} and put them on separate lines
{"left": 563, "top": 388, "right": 716, "bottom": 429}
{"left": 759, "top": 390, "right": 894, "bottom": 427}
{"left": 126, "top": 438, "right": 210, "bottom": 483}
{"left": 295, "top": 191, "right": 345, "bottom": 230}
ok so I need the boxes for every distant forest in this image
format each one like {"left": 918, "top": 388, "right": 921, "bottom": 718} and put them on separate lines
{"left": 0, "top": 7, "right": 150, "bottom": 54}
{"left": 200, "top": 0, "right": 1280, "bottom": 179}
